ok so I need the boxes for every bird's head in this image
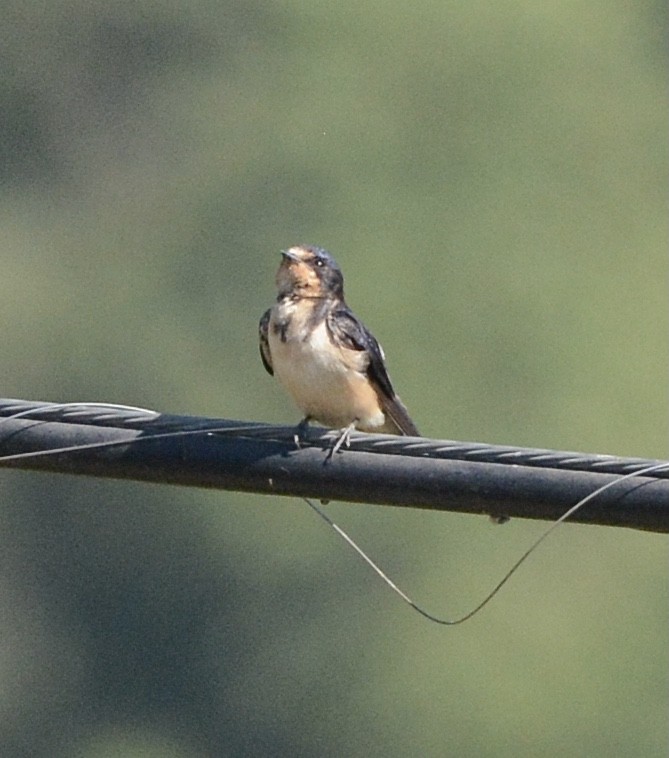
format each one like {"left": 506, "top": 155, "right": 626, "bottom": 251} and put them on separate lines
{"left": 276, "top": 244, "right": 344, "bottom": 300}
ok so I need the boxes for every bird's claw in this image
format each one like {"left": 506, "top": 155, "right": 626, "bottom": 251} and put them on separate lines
{"left": 329, "top": 421, "right": 357, "bottom": 457}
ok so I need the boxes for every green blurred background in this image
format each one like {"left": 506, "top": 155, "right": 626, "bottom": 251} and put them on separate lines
{"left": 0, "top": 1, "right": 666, "bottom": 756}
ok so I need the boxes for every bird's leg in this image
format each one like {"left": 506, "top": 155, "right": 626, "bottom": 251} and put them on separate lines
{"left": 294, "top": 416, "right": 312, "bottom": 448}
{"left": 330, "top": 420, "right": 357, "bottom": 456}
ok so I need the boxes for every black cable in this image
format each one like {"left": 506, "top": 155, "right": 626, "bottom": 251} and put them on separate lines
{"left": 0, "top": 397, "right": 666, "bottom": 478}
{"left": 0, "top": 398, "right": 667, "bottom": 532}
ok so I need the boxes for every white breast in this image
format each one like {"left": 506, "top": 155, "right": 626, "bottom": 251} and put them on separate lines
{"left": 267, "top": 310, "right": 385, "bottom": 430}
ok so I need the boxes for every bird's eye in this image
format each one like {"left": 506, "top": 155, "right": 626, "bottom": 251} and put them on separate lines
{"left": 314, "top": 258, "right": 325, "bottom": 267}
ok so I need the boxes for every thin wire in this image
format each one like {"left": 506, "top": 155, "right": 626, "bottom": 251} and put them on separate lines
{"left": 0, "top": 400, "right": 158, "bottom": 419}
{"left": 304, "top": 460, "right": 669, "bottom": 624}
{"left": 0, "top": 402, "right": 276, "bottom": 463}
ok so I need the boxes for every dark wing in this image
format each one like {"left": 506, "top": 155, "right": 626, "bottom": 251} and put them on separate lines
{"left": 327, "top": 305, "right": 393, "bottom": 395}
{"left": 327, "top": 305, "right": 420, "bottom": 436}
{"left": 258, "top": 308, "right": 273, "bottom": 376}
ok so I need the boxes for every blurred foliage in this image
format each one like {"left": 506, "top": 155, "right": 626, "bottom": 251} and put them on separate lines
{"left": 0, "top": 0, "right": 666, "bottom": 756}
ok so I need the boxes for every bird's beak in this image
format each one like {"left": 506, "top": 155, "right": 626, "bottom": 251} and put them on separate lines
{"left": 280, "top": 248, "right": 301, "bottom": 262}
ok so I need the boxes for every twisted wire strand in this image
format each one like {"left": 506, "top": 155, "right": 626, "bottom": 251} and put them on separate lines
{"left": 0, "top": 397, "right": 665, "bottom": 480}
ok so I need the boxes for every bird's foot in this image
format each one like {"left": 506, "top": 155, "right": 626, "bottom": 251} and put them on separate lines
{"left": 329, "top": 420, "right": 357, "bottom": 457}
{"left": 294, "top": 416, "right": 312, "bottom": 448}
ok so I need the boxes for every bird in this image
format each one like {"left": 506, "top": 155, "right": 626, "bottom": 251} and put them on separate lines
{"left": 259, "top": 244, "right": 419, "bottom": 450}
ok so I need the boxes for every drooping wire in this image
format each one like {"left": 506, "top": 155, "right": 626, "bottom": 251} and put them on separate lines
{"left": 304, "top": 460, "right": 669, "bottom": 623}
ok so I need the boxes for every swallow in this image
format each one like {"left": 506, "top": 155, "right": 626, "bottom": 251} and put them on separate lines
{"left": 259, "top": 244, "right": 419, "bottom": 449}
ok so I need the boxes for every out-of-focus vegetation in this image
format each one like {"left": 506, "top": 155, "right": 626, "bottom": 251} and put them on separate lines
{"left": 0, "top": 1, "right": 666, "bottom": 756}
